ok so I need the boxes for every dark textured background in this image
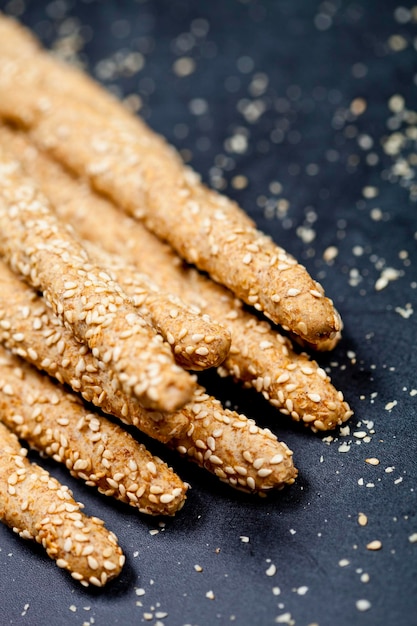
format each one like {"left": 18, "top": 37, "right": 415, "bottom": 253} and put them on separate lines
{"left": 1, "top": 1, "right": 416, "bottom": 625}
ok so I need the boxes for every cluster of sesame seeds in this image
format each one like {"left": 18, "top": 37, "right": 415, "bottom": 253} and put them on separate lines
{"left": 0, "top": 346, "right": 188, "bottom": 516}
{"left": 218, "top": 312, "right": 353, "bottom": 431}
{"left": 83, "top": 241, "right": 231, "bottom": 371}
{"left": 0, "top": 259, "right": 189, "bottom": 443}
{"left": 0, "top": 157, "right": 194, "bottom": 413}
{"left": 171, "top": 388, "right": 297, "bottom": 493}
{"left": 0, "top": 422, "right": 124, "bottom": 587}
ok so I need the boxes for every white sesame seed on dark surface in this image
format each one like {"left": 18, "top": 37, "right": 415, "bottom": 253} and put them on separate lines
{"left": 0, "top": 1, "right": 416, "bottom": 625}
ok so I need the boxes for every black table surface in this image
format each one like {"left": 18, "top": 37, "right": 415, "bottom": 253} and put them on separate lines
{"left": 1, "top": 1, "right": 416, "bottom": 625}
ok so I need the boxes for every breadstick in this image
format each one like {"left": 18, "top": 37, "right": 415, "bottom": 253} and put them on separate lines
{"left": 0, "top": 15, "right": 122, "bottom": 123}
{"left": 83, "top": 240, "right": 231, "bottom": 371}
{"left": 0, "top": 258, "right": 188, "bottom": 444}
{"left": 0, "top": 346, "right": 188, "bottom": 516}
{"left": 169, "top": 387, "right": 297, "bottom": 493}
{"left": 0, "top": 126, "right": 352, "bottom": 431}
{"left": 0, "top": 16, "right": 341, "bottom": 346}
{"left": 0, "top": 422, "right": 125, "bottom": 587}
{"left": 0, "top": 261, "right": 297, "bottom": 492}
{"left": 0, "top": 146, "right": 195, "bottom": 413}
{"left": 84, "top": 243, "right": 350, "bottom": 431}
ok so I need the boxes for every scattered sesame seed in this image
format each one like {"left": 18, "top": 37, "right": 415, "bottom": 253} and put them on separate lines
{"left": 358, "top": 513, "right": 368, "bottom": 526}
{"left": 265, "top": 564, "right": 276, "bottom": 576}
{"left": 275, "top": 612, "right": 294, "bottom": 624}
{"left": 135, "top": 588, "right": 146, "bottom": 597}
{"left": 296, "top": 586, "right": 308, "bottom": 596}
{"left": 365, "top": 458, "right": 380, "bottom": 466}
{"left": 356, "top": 599, "right": 371, "bottom": 612}
{"left": 323, "top": 246, "right": 339, "bottom": 262}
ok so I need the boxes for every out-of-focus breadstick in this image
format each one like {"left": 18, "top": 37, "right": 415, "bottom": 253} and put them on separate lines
{"left": 0, "top": 146, "right": 195, "bottom": 413}
{"left": 0, "top": 261, "right": 297, "bottom": 493}
{"left": 0, "top": 346, "right": 188, "bottom": 516}
{"left": 0, "top": 421, "right": 125, "bottom": 587}
{"left": 0, "top": 126, "right": 352, "bottom": 431}
{"left": 169, "top": 387, "right": 297, "bottom": 494}
{"left": 0, "top": 16, "right": 341, "bottom": 347}
{"left": 0, "top": 258, "right": 188, "bottom": 443}
{"left": 83, "top": 240, "right": 231, "bottom": 371}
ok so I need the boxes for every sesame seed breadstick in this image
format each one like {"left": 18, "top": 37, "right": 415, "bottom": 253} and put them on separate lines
{"left": 0, "top": 127, "right": 351, "bottom": 431}
{"left": 0, "top": 260, "right": 297, "bottom": 492}
{"left": 0, "top": 258, "right": 188, "bottom": 444}
{"left": 0, "top": 15, "right": 122, "bottom": 123}
{"left": 0, "top": 18, "right": 341, "bottom": 346}
{"left": 0, "top": 346, "right": 187, "bottom": 516}
{"left": 83, "top": 240, "right": 231, "bottom": 371}
{"left": 84, "top": 243, "right": 350, "bottom": 431}
{"left": 0, "top": 148, "right": 195, "bottom": 413}
{"left": 169, "top": 387, "right": 297, "bottom": 494}
{"left": 0, "top": 421, "right": 125, "bottom": 587}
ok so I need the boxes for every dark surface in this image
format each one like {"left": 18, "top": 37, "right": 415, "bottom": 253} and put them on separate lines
{"left": 1, "top": 1, "right": 416, "bottom": 625}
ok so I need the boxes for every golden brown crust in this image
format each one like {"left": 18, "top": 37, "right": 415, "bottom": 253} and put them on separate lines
{"left": 0, "top": 421, "right": 125, "bottom": 586}
{"left": 171, "top": 387, "right": 297, "bottom": 493}
{"left": 0, "top": 260, "right": 296, "bottom": 493}
{"left": 84, "top": 240, "right": 231, "bottom": 371}
{"left": 0, "top": 147, "right": 195, "bottom": 413}
{"left": 0, "top": 346, "right": 188, "bottom": 516}
{"left": 0, "top": 126, "right": 351, "bottom": 431}
{"left": 0, "top": 258, "right": 189, "bottom": 443}
{"left": 0, "top": 15, "right": 341, "bottom": 345}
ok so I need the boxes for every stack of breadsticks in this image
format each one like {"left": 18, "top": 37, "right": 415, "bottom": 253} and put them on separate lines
{"left": 0, "top": 14, "right": 353, "bottom": 586}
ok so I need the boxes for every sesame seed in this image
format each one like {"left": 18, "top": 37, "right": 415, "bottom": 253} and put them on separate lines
{"left": 356, "top": 599, "right": 371, "bottom": 612}
{"left": 246, "top": 477, "right": 256, "bottom": 490}
{"left": 297, "top": 321, "right": 308, "bottom": 335}
{"left": 252, "top": 457, "right": 265, "bottom": 469}
{"left": 365, "top": 458, "right": 380, "bottom": 465}
{"left": 358, "top": 513, "right": 368, "bottom": 526}
{"left": 309, "top": 289, "right": 323, "bottom": 298}
{"left": 276, "top": 372, "right": 290, "bottom": 384}
{"left": 257, "top": 468, "right": 273, "bottom": 478}
{"left": 160, "top": 494, "right": 175, "bottom": 504}
{"left": 87, "top": 556, "right": 99, "bottom": 570}
{"left": 208, "top": 455, "right": 223, "bottom": 465}
{"left": 265, "top": 563, "right": 276, "bottom": 576}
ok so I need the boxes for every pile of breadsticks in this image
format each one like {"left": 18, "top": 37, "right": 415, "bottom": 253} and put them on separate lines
{"left": 0, "top": 15, "right": 353, "bottom": 587}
